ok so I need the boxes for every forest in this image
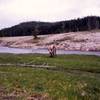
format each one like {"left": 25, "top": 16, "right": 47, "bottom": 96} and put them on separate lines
{"left": 0, "top": 16, "right": 100, "bottom": 37}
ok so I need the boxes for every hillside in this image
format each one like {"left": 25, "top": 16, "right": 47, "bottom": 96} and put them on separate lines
{"left": 0, "top": 31, "right": 100, "bottom": 51}
{"left": 0, "top": 16, "right": 100, "bottom": 37}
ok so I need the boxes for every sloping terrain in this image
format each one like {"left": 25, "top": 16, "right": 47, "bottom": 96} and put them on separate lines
{"left": 0, "top": 31, "right": 100, "bottom": 51}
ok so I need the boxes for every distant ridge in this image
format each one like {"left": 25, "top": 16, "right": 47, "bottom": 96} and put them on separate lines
{"left": 0, "top": 16, "right": 100, "bottom": 37}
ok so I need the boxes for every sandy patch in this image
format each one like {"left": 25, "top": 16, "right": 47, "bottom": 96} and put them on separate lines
{"left": 0, "top": 31, "right": 100, "bottom": 51}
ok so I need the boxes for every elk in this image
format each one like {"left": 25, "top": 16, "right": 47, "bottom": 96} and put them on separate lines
{"left": 48, "top": 44, "right": 56, "bottom": 57}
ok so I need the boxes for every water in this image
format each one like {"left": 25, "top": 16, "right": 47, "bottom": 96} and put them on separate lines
{"left": 0, "top": 46, "right": 100, "bottom": 56}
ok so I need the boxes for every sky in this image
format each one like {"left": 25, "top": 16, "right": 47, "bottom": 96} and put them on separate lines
{"left": 0, "top": 0, "right": 100, "bottom": 29}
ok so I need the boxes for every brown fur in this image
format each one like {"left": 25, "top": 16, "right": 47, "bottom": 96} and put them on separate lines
{"left": 48, "top": 44, "right": 56, "bottom": 57}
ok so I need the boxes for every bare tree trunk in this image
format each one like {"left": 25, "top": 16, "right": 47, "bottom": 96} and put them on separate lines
{"left": 87, "top": 18, "right": 91, "bottom": 31}
{"left": 33, "top": 23, "right": 39, "bottom": 39}
{"left": 95, "top": 18, "right": 99, "bottom": 29}
{"left": 62, "top": 22, "right": 65, "bottom": 33}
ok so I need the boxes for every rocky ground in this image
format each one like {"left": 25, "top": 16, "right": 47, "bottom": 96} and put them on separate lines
{"left": 0, "top": 31, "right": 100, "bottom": 51}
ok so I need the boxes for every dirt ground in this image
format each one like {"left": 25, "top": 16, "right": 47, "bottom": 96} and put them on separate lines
{"left": 0, "top": 87, "right": 49, "bottom": 100}
{"left": 0, "top": 31, "right": 100, "bottom": 51}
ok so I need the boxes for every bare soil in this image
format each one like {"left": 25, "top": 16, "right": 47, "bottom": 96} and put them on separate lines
{"left": 0, "top": 31, "right": 100, "bottom": 51}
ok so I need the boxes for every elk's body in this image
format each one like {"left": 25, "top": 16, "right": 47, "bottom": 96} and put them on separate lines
{"left": 48, "top": 44, "right": 56, "bottom": 57}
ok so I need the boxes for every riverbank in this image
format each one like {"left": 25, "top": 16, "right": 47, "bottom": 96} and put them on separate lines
{"left": 0, "top": 54, "right": 100, "bottom": 99}
{"left": 0, "top": 46, "right": 100, "bottom": 56}
{"left": 0, "top": 53, "right": 100, "bottom": 72}
{"left": 0, "top": 31, "right": 100, "bottom": 51}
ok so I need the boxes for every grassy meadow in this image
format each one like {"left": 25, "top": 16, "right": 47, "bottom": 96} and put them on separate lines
{"left": 0, "top": 53, "right": 100, "bottom": 99}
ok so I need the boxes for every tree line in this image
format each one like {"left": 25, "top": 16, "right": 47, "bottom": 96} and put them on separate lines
{"left": 0, "top": 16, "right": 100, "bottom": 37}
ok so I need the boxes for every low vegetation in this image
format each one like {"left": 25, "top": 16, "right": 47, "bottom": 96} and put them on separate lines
{"left": 0, "top": 54, "right": 100, "bottom": 99}
{"left": 0, "top": 54, "right": 100, "bottom": 72}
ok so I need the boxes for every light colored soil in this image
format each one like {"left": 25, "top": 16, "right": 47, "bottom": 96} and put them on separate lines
{"left": 0, "top": 31, "right": 100, "bottom": 51}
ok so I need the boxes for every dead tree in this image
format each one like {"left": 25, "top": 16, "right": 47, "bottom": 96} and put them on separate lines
{"left": 33, "top": 23, "right": 39, "bottom": 39}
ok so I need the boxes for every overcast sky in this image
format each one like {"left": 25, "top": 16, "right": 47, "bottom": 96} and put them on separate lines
{"left": 0, "top": 0, "right": 100, "bottom": 29}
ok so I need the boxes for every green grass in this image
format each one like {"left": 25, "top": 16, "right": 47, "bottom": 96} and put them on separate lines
{"left": 0, "top": 53, "right": 100, "bottom": 72}
{"left": 0, "top": 53, "right": 100, "bottom": 99}
{"left": 0, "top": 66, "right": 100, "bottom": 100}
